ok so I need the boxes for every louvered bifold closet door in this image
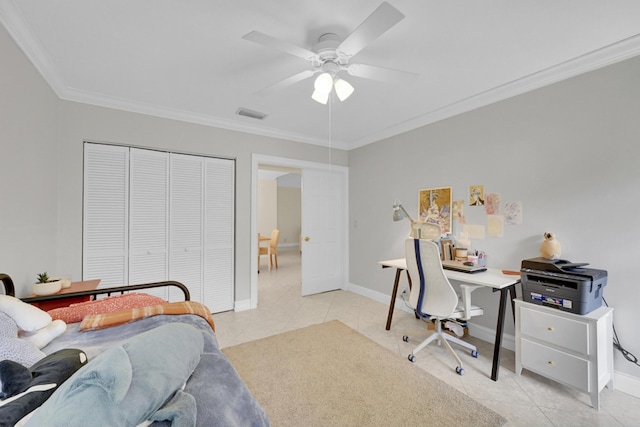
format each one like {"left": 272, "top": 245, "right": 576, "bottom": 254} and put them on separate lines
{"left": 83, "top": 143, "right": 129, "bottom": 287}
{"left": 203, "top": 157, "right": 235, "bottom": 312}
{"left": 169, "top": 153, "right": 203, "bottom": 303}
{"left": 129, "top": 148, "right": 169, "bottom": 299}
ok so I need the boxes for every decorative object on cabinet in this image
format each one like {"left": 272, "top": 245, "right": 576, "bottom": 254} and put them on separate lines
{"left": 539, "top": 231, "right": 562, "bottom": 259}
{"left": 515, "top": 299, "right": 614, "bottom": 410}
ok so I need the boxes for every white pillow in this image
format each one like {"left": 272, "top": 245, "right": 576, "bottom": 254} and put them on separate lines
{"left": 0, "top": 295, "right": 52, "bottom": 332}
{"left": 19, "top": 319, "right": 67, "bottom": 349}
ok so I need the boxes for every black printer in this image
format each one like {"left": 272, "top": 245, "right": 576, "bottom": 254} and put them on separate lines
{"left": 520, "top": 257, "right": 607, "bottom": 315}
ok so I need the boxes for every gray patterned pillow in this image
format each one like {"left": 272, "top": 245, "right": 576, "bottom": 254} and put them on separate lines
{"left": 0, "top": 313, "right": 44, "bottom": 367}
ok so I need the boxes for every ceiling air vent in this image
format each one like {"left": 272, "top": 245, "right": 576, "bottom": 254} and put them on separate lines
{"left": 236, "top": 107, "right": 267, "bottom": 120}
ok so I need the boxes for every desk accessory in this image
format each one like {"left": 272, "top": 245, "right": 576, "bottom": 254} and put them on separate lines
{"left": 392, "top": 201, "right": 441, "bottom": 239}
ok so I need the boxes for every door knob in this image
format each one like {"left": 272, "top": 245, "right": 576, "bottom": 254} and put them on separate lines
{"left": 304, "top": 236, "right": 310, "bottom": 241}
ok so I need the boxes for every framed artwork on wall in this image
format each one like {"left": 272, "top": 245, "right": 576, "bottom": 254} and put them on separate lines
{"left": 418, "top": 187, "right": 452, "bottom": 235}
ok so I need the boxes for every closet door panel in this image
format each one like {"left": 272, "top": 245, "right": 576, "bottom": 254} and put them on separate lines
{"left": 203, "top": 157, "right": 235, "bottom": 312}
{"left": 129, "top": 148, "right": 169, "bottom": 299}
{"left": 83, "top": 144, "right": 234, "bottom": 310}
{"left": 169, "top": 153, "right": 203, "bottom": 303}
{"left": 83, "top": 143, "right": 129, "bottom": 287}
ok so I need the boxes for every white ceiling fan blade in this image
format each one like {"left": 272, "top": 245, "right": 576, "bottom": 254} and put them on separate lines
{"left": 347, "top": 63, "right": 418, "bottom": 84}
{"left": 256, "top": 69, "right": 318, "bottom": 97}
{"left": 243, "top": 31, "right": 319, "bottom": 62}
{"left": 338, "top": 2, "right": 405, "bottom": 58}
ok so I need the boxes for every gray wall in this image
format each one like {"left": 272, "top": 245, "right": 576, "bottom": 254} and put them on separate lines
{"left": 0, "top": 24, "right": 347, "bottom": 302}
{"left": 0, "top": 24, "right": 59, "bottom": 288}
{"left": 348, "top": 55, "right": 640, "bottom": 379}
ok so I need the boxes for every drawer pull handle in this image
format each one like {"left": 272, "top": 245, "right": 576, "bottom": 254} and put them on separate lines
{"left": 547, "top": 327, "right": 553, "bottom": 331}
{"left": 547, "top": 361, "right": 554, "bottom": 365}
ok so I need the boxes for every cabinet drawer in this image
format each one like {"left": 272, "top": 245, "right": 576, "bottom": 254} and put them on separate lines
{"left": 520, "top": 306, "right": 589, "bottom": 354}
{"left": 521, "top": 339, "right": 589, "bottom": 391}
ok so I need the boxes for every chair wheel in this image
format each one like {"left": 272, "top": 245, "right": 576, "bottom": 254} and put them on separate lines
{"left": 408, "top": 354, "right": 416, "bottom": 363}
{"left": 456, "top": 366, "right": 464, "bottom": 375}
{"left": 402, "top": 335, "right": 409, "bottom": 342}
{"left": 471, "top": 350, "right": 478, "bottom": 358}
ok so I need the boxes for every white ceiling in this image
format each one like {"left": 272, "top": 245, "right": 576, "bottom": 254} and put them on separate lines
{"left": 2, "top": 1, "right": 640, "bottom": 150}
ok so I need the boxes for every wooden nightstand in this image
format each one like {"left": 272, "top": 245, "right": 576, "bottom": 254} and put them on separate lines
{"left": 22, "top": 279, "right": 101, "bottom": 310}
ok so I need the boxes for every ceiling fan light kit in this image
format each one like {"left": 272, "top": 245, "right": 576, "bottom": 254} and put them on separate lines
{"left": 243, "top": 1, "right": 415, "bottom": 105}
{"left": 311, "top": 72, "right": 355, "bottom": 104}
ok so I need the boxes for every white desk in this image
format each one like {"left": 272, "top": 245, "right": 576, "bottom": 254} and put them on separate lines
{"left": 379, "top": 258, "right": 520, "bottom": 381}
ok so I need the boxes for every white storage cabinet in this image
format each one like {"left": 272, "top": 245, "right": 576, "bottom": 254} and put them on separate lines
{"left": 515, "top": 299, "right": 614, "bottom": 410}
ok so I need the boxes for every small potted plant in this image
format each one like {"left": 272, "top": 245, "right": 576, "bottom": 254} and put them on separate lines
{"left": 32, "top": 272, "right": 62, "bottom": 296}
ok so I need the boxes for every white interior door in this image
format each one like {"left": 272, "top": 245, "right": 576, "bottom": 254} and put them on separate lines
{"left": 301, "top": 167, "right": 347, "bottom": 296}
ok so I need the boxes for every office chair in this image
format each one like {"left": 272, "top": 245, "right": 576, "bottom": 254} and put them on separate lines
{"left": 403, "top": 238, "right": 484, "bottom": 375}
{"left": 258, "top": 229, "right": 280, "bottom": 272}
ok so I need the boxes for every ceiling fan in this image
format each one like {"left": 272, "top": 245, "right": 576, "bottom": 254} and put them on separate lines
{"left": 242, "top": 1, "right": 418, "bottom": 104}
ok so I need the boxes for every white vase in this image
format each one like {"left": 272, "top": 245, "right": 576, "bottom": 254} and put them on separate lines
{"left": 32, "top": 280, "right": 62, "bottom": 296}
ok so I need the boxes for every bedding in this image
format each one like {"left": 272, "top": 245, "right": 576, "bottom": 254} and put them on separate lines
{"left": 39, "top": 313, "right": 269, "bottom": 427}
{"left": 0, "top": 313, "right": 45, "bottom": 367}
{"left": 25, "top": 324, "right": 203, "bottom": 427}
{"left": 48, "top": 292, "right": 167, "bottom": 324}
{"left": 0, "top": 280, "right": 270, "bottom": 427}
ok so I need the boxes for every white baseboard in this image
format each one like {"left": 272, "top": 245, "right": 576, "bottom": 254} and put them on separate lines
{"left": 346, "top": 281, "right": 515, "bottom": 350}
{"left": 614, "top": 371, "right": 640, "bottom": 399}
{"left": 346, "top": 282, "right": 640, "bottom": 396}
{"left": 345, "top": 281, "right": 398, "bottom": 306}
{"left": 234, "top": 299, "right": 252, "bottom": 312}
{"left": 279, "top": 243, "right": 299, "bottom": 248}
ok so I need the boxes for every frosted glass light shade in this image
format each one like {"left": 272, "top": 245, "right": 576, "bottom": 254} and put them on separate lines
{"left": 314, "top": 73, "right": 333, "bottom": 93}
{"left": 311, "top": 89, "right": 329, "bottom": 104}
{"left": 334, "top": 78, "right": 354, "bottom": 101}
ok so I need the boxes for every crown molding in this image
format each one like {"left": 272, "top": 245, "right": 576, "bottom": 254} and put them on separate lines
{"left": 60, "top": 86, "right": 349, "bottom": 150}
{"left": 348, "top": 33, "right": 640, "bottom": 150}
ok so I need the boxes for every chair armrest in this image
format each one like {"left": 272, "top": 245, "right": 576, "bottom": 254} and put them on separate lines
{"left": 459, "top": 284, "right": 483, "bottom": 320}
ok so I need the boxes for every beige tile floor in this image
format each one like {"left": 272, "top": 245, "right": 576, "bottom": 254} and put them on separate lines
{"left": 213, "top": 247, "right": 640, "bottom": 427}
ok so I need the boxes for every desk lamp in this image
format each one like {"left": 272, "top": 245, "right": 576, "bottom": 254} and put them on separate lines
{"left": 393, "top": 201, "right": 441, "bottom": 240}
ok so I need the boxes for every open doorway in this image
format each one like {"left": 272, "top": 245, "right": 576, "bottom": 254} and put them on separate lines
{"left": 257, "top": 166, "right": 302, "bottom": 303}
{"left": 250, "top": 154, "right": 348, "bottom": 309}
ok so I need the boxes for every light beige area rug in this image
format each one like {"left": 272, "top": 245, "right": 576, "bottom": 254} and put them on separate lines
{"left": 223, "top": 320, "right": 506, "bottom": 427}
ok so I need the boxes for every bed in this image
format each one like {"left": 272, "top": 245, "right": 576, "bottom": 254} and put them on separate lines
{"left": 0, "top": 274, "right": 270, "bottom": 427}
